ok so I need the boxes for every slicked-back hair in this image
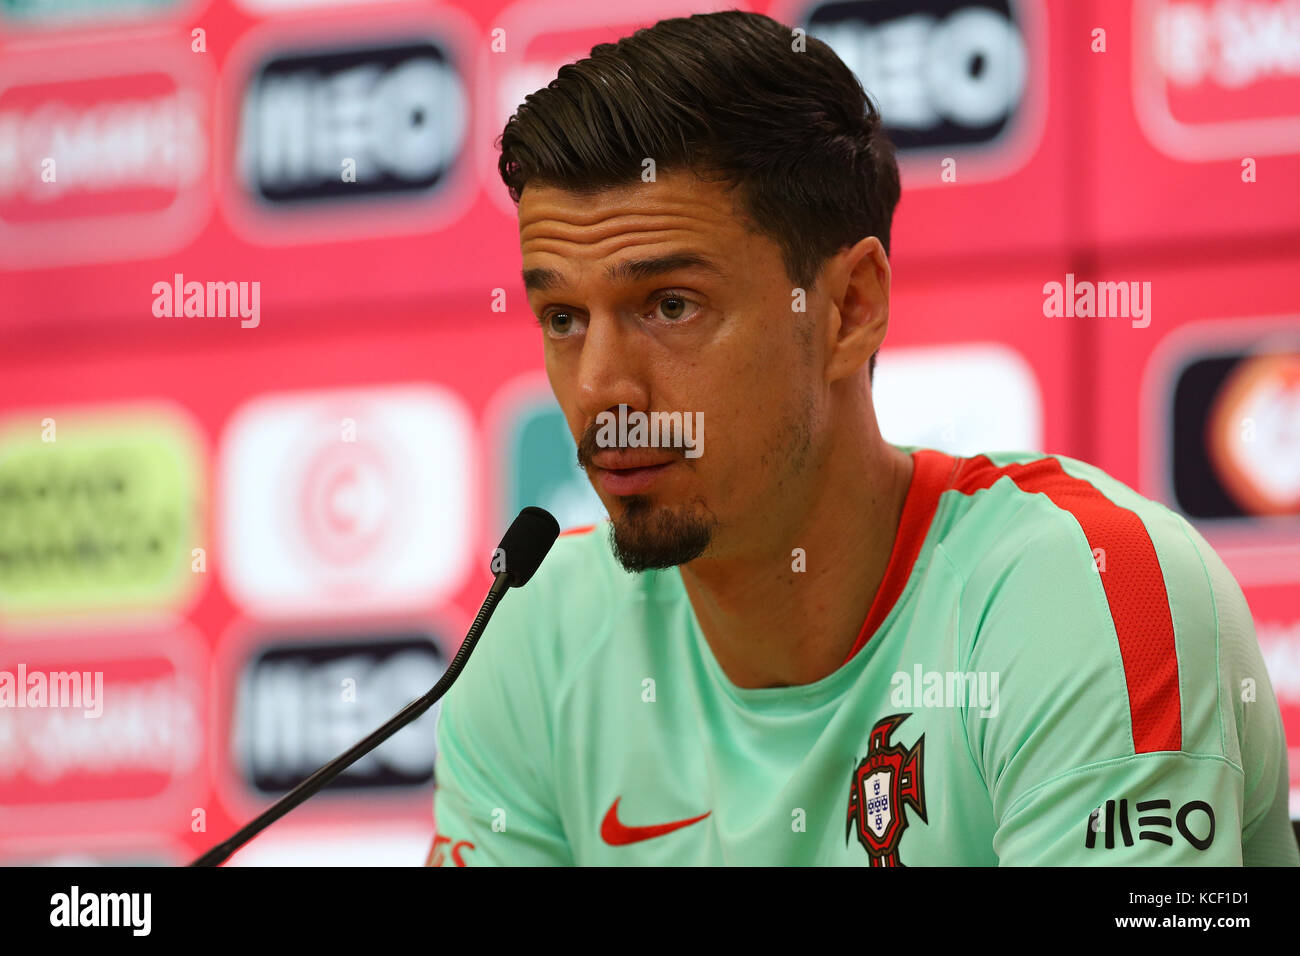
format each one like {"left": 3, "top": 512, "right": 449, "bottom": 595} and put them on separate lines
{"left": 497, "top": 10, "right": 899, "bottom": 380}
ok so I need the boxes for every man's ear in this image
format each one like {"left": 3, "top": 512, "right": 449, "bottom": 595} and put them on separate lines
{"left": 824, "top": 236, "right": 890, "bottom": 385}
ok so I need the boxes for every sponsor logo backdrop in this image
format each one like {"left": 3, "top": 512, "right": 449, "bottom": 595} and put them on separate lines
{"left": 1, "top": 0, "right": 1297, "bottom": 863}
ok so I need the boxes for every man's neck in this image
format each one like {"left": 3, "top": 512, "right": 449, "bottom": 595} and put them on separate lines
{"left": 678, "top": 439, "right": 914, "bottom": 690}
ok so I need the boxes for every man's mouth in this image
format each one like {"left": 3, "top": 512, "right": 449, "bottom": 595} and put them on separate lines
{"left": 591, "top": 454, "right": 676, "bottom": 496}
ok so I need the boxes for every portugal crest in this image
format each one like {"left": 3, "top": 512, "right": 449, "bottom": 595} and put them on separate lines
{"left": 846, "top": 713, "right": 927, "bottom": 866}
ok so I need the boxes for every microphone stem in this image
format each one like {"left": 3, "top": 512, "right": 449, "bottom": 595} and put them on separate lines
{"left": 190, "top": 573, "right": 512, "bottom": 867}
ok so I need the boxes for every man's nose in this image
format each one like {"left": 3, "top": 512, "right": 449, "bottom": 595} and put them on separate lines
{"left": 575, "top": 311, "right": 649, "bottom": 424}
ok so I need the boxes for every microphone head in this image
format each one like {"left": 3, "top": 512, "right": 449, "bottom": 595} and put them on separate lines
{"left": 493, "top": 506, "right": 561, "bottom": 587}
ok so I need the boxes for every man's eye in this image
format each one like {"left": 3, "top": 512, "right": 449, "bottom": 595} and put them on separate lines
{"left": 542, "top": 311, "right": 579, "bottom": 335}
{"left": 653, "top": 295, "right": 697, "bottom": 322}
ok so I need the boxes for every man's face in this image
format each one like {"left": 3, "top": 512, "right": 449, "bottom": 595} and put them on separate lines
{"left": 519, "top": 168, "right": 823, "bottom": 572}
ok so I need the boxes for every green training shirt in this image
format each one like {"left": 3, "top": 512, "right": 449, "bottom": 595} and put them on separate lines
{"left": 429, "top": 447, "right": 1298, "bottom": 866}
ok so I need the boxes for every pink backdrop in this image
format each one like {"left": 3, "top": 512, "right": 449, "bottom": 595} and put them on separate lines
{"left": 1, "top": 0, "right": 1297, "bottom": 864}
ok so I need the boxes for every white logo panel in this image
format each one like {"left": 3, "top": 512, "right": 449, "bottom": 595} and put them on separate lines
{"left": 219, "top": 384, "right": 475, "bottom": 616}
{"left": 875, "top": 343, "right": 1043, "bottom": 455}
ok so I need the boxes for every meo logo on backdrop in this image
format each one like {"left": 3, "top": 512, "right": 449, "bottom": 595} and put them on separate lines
{"left": 223, "top": 14, "right": 476, "bottom": 242}
{"left": 788, "top": 0, "right": 1047, "bottom": 186}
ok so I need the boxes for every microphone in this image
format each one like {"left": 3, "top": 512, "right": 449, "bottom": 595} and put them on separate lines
{"left": 494, "top": 505, "right": 561, "bottom": 587}
{"left": 190, "top": 506, "right": 561, "bottom": 867}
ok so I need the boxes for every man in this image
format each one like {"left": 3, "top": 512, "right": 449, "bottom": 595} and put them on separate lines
{"left": 426, "top": 10, "right": 1297, "bottom": 866}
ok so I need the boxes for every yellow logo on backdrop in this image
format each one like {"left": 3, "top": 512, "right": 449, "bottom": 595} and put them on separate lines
{"left": 0, "top": 406, "right": 204, "bottom": 618}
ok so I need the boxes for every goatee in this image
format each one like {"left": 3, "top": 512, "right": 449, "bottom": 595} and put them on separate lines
{"left": 608, "top": 495, "right": 716, "bottom": 572}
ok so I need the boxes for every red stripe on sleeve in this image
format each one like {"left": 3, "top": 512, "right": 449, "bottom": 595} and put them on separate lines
{"left": 951, "top": 456, "right": 1182, "bottom": 753}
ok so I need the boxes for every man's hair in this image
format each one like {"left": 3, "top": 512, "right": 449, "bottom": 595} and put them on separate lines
{"left": 497, "top": 9, "right": 901, "bottom": 380}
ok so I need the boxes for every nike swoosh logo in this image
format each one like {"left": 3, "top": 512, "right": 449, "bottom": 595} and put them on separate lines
{"left": 600, "top": 796, "right": 711, "bottom": 846}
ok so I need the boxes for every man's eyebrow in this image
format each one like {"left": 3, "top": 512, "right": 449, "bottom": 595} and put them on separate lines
{"left": 606, "top": 253, "right": 726, "bottom": 284}
{"left": 521, "top": 253, "right": 725, "bottom": 293}
{"left": 521, "top": 266, "right": 563, "bottom": 293}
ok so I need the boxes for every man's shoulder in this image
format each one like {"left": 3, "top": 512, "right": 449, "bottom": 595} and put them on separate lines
{"left": 925, "top": 449, "right": 1236, "bottom": 718}
{"left": 925, "top": 448, "right": 1165, "bottom": 527}
{"left": 921, "top": 448, "right": 1208, "bottom": 588}
{"left": 925, "top": 448, "right": 1252, "bottom": 756}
